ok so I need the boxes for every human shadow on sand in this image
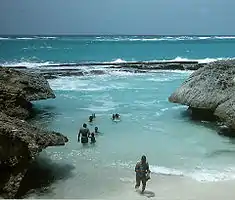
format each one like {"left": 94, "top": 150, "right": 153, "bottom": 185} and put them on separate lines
{"left": 16, "top": 156, "right": 75, "bottom": 198}
{"left": 137, "top": 190, "right": 155, "bottom": 198}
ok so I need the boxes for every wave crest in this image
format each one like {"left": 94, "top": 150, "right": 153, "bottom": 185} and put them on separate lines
{"left": 1, "top": 35, "right": 235, "bottom": 41}
{"left": 0, "top": 57, "right": 232, "bottom": 69}
{"left": 150, "top": 165, "right": 235, "bottom": 182}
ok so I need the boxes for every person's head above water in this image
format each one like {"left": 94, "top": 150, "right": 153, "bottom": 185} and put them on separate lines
{"left": 89, "top": 115, "right": 93, "bottom": 122}
{"left": 91, "top": 132, "right": 95, "bottom": 137}
{"left": 95, "top": 127, "right": 98, "bottom": 132}
{"left": 83, "top": 123, "right": 87, "bottom": 128}
{"left": 141, "top": 155, "right": 147, "bottom": 163}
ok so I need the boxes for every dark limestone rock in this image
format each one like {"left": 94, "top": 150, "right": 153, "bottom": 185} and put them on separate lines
{"left": 159, "top": 63, "right": 185, "bottom": 70}
{"left": 188, "top": 107, "right": 217, "bottom": 121}
{"left": 0, "top": 67, "right": 55, "bottom": 101}
{"left": 169, "top": 59, "right": 235, "bottom": 133}
{"left": 184, "top": 63, "right": 205, "bottom": 70}
{"left": 0, "top": 112, "right": 68, "bottom": 198}
{"left": 218, "top": 126, "right": 235, "bottom": 138}
{"left": 0, "top": 67, "right": 69, "bottom": 198}
{"left": 0, "top": 67, "right": 55, "bottom": 119}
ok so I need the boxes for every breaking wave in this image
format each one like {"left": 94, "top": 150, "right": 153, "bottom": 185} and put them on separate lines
{"left": 1, "top": 35, "right": 235, "bottom": 41}
{"left": 0, "top": 57, "right": 233, "bottom": 69}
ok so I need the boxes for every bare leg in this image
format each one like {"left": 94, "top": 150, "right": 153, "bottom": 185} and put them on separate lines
{"left": 135, "top": 176, "right": 140, "bottom": 189}
{"left": 141, "top": 178, "right": 146, "bottom": 193}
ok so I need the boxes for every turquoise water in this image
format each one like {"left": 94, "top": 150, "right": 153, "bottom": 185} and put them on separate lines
{"left": 31, "top": 71, "right": 235, "bottom": 183}
{"left": 1, "top": 35, "right": 235, "bottom": 65}
{"left": 2, "top": 35, "right": 235, "bottom": 197}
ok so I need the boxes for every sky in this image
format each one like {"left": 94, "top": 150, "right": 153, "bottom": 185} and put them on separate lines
{"left": 0, "top": 0, "right": 234, "bottom": 35}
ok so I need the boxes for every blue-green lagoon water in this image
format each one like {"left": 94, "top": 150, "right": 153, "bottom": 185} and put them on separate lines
{"left": 2, "top": 35, "right": 235, "bottom": 198}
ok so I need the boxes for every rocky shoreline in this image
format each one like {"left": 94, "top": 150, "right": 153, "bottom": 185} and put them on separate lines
{"left": 169, "top": 59, "right": 235, "bottom": 137}
{"left": 1, "top": 59, "right": 235, "bottom": 197}
{"left": 2, "top": 60, "right": 206, "bottom": 79}
{"left": 0, "top": 67, "right": 68, "bottom": 198}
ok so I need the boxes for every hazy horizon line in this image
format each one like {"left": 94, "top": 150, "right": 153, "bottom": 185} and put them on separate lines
{"left": 1, "top": 34, "right": 235, "bottom": 37}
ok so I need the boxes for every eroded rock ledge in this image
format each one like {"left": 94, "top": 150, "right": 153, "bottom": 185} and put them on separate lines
{"left": 0, "top": 67, "right": 68, "bottom": 198}
{"left": 6, "top": 61, "right": 205, "bottom": 79}
{"left": 169, "top": 60, "right": 235, "bottom": 135}
{"left": 0, "top": 67, "right": 55, "bottom": 118}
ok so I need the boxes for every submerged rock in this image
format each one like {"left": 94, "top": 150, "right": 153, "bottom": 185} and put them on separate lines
{"left": 169, "top": 60, "right": 235, "bottom": 133}
{"left": 0, "top": 67, "right": 68, "bottom": 198}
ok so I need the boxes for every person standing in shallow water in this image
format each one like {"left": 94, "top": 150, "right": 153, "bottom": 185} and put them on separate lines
{"left": 89, "top": 115, "right": 93, "bottom": 123}
{"left": 94, "top": 126, "right": 99, "bottom": 134}
{"left": 78, "top": 123, "right": 90, "bottom": 144}
{"left": 89, "top": 132, "right": 96, "bottom": 144}
{"left": 135, "top": 155, "right": 151, "bottom": 193}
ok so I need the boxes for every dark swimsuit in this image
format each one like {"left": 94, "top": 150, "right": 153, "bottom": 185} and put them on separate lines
{"left": 90, "top": 136, "right": 96, "bottom": 143}
{"left": 80, "top": 128, "right": 89, "bottom": 143}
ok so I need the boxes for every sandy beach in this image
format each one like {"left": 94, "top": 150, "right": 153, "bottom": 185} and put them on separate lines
{"left": 109, "top": 173, "right": 235, "bottom": 200}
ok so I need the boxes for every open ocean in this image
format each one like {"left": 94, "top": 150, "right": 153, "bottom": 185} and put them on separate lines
{"left": 2, "top": 35, "right": 235, "bottom": 198}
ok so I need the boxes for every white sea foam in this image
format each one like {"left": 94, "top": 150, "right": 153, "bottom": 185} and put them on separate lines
{"left": 49, "top": 77, "right": 111, "bottom": 91}
{"left": 107, "top": 71, "right": 136, "bottom": 76}
{"left": 150, "top": 165, "right": 235, "bottom": 182}
{"left": 106, "top": 154, "right": 235, "bottom": 182}
{"left": 2, "top": 35, "right": 235, "bottom": 42}
{"left": 0, "top": 37, "right": 10, "bottom": 40}
{"left": 94, "top": 36, "right": 235, "bottom": 42}
{"left": 39, "top": 46, "right": 53, "bottom": 49}
{"left": 0, "top": 57, "right": 233, "bottom": 70}
{"left": 150, "top": 165, "right": 184, "bottom": 176}
{"left": 49, "top": 77, "right": 130, "bottom": 91}
{"left": 171, "top": 105, "right": 187, "bottom": 110}
{"left": 146, "top": 77, "right": 173, "bottom": 82}
{"left": 189, "top": 168, "right": 235, "bottom": 182}
{"left": 151, "top": 56, "right": 225, "bottom": 64}
{"left": 16, "top": 37, "right": 35, "bottom": 40}
{"left": 0, "top": 61, "right": 54, "bottom": 68}
{"left": 214, "top": 36, "right": 235, "bottom": 40}
{"left": 198, "top": 36, "right": 211, "bottom": 40}
{"left": 110, "top": 58, "right": 127, "bottom": 63}
{"left": 35, "top": 36, "right": 58, "bottom": 39}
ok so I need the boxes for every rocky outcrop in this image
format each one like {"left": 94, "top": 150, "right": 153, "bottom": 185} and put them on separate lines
{"left": 0, "top": 67, "right": 68, "bottom": 198}
{"left": 169, "top": 60, "right": 235, "bottom": 133}
{"left": 9, "top": 61, "right": 206, "bottom": 80}
{"left": 0, "top": 112, "right": 68, "bottom": 198}
{"left": 0, "top": 67, "right": 55, "bottom": 119}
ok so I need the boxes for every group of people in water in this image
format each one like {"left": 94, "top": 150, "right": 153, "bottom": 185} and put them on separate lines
{"left": 77, "top": 113, "right": 120, "bottom": 144}
{"left": 77, "top": 123, "right": 98, "bottom": 144}
{"left": 77, "top": 113, "right": 150, "bottom": 193}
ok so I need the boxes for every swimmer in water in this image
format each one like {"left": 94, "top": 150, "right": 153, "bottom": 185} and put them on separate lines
{"left": 89, "top": 132, "right": 96, "bottom": 144}
{"left": 112, "top": 113, "right": 120, "bottom": 121}
{"left": 89, "top": 115, "right": 94, "bottom": 123}
{"left": 95, "top": 126, "right": 99, "bottom": 134}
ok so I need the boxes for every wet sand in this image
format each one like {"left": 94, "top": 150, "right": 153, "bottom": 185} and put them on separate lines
{"left": 109, "top": 173, "right": 235, "bottom": 200}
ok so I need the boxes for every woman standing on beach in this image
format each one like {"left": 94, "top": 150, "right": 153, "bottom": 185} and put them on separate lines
{"left": 135, "top": 155, "right": 151, "bottom": 193}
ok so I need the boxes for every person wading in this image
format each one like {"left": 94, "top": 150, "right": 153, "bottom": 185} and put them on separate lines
{"left": 135, "top": 155, "right": 151, "bottom": 193}
{"left": 78, "top": 123, "right": 90, "bottom": 144}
